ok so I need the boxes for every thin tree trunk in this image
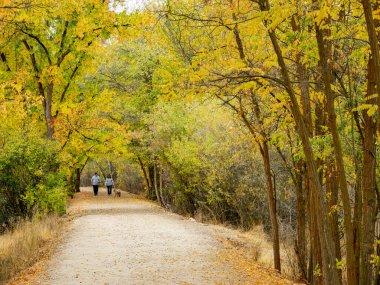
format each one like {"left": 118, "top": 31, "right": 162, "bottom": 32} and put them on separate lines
{"left": 148, "top": 165, "right": 155, "bottom": 199}
{"left": 360, "top": 56, "right": 378, "bottom": 285}
{"left": 45, "top": 82, "right": 54, "bottom": 139}
{"left": 295, "top": 161, "right": 307, "bottom": 280}
{"left": 304, "top": 171, "right": 314, "bottom": 284}
{"left": 294, "top": 28, "right": 310, "bottom": 280}
{"left": 249, "top": 91, "right": 281, "bottom": 272}
{"left": 257, "top": 0, "right": 339, "bottom": 280}
{"left": 227, "top": 7, "right": 281, "bottom": 272}
{"left": 308, "top": 179, "right": 323, "bottom": 285}
{"left": 314, "top": 16, "right": 356, "bottom": 285}
{"left": 353, "top": 127, "right": 363, "bottom": 282}
{"left": 159, "top": 167, "right": 164, "bottom": 205}
{"left": 376, "top": 235, "right": 380, "bottom": 285}
{"left": 310, "top": 97, "right": 325, "bottom": 285}
{"left": 360, "top": 0, "right": 380, "bottom": 134}
{"left": 353, "top": 172, "right": 362, "bottom": 281}
{"left": 75, "top": 167, "right": 81, "bottom": 193}
{"left": 153, "top": 161, "right": 163, "bottom": 206}
{"left": 260, "top": 141, "right": 281, "bottom": 272}
{"left": 326, "top": 162, "right": 342, "bottom": 285}
{"left": 239, "top": 111, "right": 282, "bottom": 272}
{"left": 137, "top": 156, "right": 151, "bottom": 196}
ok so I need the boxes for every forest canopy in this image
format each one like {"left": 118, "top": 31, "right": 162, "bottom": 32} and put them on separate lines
{"left": 0, "top": 0, "right": 379, "bottom": 284}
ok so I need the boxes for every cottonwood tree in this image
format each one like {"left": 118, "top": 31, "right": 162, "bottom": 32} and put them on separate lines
{"left": 0, "top": 0, "right": 127, "bottom": 138}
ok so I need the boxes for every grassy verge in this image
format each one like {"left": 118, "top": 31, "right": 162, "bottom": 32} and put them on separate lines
{"left": 212, "top": 225, "right": 298, "bottom": 282}
{"left": 0, "top": 215, "right": 65, "bottom": 284}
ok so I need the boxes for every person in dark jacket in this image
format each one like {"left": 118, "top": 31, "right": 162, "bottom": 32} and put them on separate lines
{"left": 91, "top": 172, "right": 101, "bottom": 196}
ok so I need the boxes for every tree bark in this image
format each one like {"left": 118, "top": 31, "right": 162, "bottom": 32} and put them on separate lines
{"left": 294, "top": 23, "right": 310, "bottom": 280}
{"left": 360, "top": 0, "right": 380, "bottom": 135}
{"left": 45, "top": 82, "right": 55, "bottom": 139}
{"left": 353, "top": 171, "right": 362, "bottom": 281}
{"left": 159, "top": 167, "right": 164, "bottom": 205}
{"left": 153, "top": 161, "right": 163, "bottom": 206}
{"left": 325, "top": 162, "right": 342, "bottom": 285}
{"left": 260, "top": 141, "right": 281, "bottom": 272}
{"left": 359, "top": 56, "right": 378, "bottom": 285}
{"left": 314, "top": 15, "right": 356, "bottom": 285}
{"left": 148, "top": 165, "right": 155, "bottom": 199}
{"left": 137, "top": 156, "right": 151, "bottom": 196}
{"left": 75, "top": 167, "right": 81, "bottom": 193}
{"left": 295, "top": 161, "right": 307, "bottom": 280}
{"left": 308, "top": 177, "right": 323, "bottom": 285}
{"left": 248, "top": 90, "right": 281, "bottom": 272}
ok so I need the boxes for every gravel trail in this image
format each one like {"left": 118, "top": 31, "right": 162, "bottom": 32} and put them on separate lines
{"left": 32, "top": 187, "right": 293, "bottom": 285}
{"left": 37, "top": 188, "right": 237, "bottom": 285}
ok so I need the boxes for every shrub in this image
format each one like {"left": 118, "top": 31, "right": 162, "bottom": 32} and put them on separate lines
{"left": 0, "top": 137, "right": 67, "bottom": 230}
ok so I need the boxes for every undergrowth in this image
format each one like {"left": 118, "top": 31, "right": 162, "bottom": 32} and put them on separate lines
{"left": 0, "top": 215, "right": 64, "bottom": 283}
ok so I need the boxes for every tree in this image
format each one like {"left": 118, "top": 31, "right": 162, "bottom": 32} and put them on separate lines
{"left": 0, "top": 0, "right": 126, "bottom": 138}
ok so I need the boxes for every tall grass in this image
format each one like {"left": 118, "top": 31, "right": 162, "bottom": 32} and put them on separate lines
{"left": 0, "top": 215, "right": 63, "bottom": 283}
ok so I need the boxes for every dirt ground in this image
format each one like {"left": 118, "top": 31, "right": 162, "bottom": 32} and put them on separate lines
{"left": 13, "top": 187, "right": 294, "bottom": 285}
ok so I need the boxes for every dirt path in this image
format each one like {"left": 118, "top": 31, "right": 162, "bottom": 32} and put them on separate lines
{"left": 31, "top": 187, "right": 293, "bottom": 285}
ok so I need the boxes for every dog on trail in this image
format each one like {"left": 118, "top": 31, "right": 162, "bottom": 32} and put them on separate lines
{"left": 114, "top": 189, "right": 121, "bottom": 197}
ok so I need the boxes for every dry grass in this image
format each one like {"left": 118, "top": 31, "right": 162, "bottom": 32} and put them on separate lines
{"left": 244, "top": 227, "right": 299, "bottom": 278}
{"left": 213, "top": 225, "right": 294, "bottom": 284}
{"left": 0, "top": 215, "right": 64, "bottom": 283}
{"left": 212, "top": 224, "right": 301, "bottom": 283}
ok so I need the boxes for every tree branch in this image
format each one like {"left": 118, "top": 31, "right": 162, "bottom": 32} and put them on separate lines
{"left": 20, "top": 29, "right": 52, "bottom": 65}
{"left": 0, "top": 52, "right": 11, "bottom": 71}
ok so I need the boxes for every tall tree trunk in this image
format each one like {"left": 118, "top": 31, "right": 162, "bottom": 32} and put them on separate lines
{"left": 360, "top": 0, "right": 380, "bottom": 134}
{"left": 360, "top": 56, "right": 378, "bottom": 285}
{"left": 153, "top": 161, "right": 163, "bottom": 206}
{"left": 137, "top": 156, "right": 151, "bottom": 196}
{"left": 326, "top": 162, "right": 342, "bottom": 285}
{"left": 309, "top": 97, "right": 325, "bottom": 285}
{"left": 308, "top": 179, "right": 323, "bottom": 285}
{"left": 294, "top": 32, "right": 310, "bottom": 281}
{"left": 375, "top": 234, "right": 380, "bottom": 285}
{"left": 250, "top": 90, "right": 281, "bottom": 272}
{"left": 159, "top": 167, "right": 164, "bottom": 205}
{"left": 314, "top": 17, "right": 356, "bottom": 285}
{"left": 257, "top": 0, "right": 339, "bottom": 279}
{"left": 228, "top": 8, "right": 281, "bottom": 272}
{"left": 353, "top": 171, "right": 362, "bottom": 281}
{"left": 295, "top": 161, "right": 307, "bottom": 280}
{"left": 74, "top": 167, "right": 81, "bottom": 193}
{"left": 260, "top": 141, "right": 281, "bottom": 272}
{"left": 148, "top": 165, "right": 155, "bottom": 199}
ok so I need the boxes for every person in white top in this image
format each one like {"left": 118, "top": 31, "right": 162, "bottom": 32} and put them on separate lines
{"left": 91, "top": 172, "right": 101, "bottom": 196}
{"left": 105, "top": 174, "right": 114, "bottom": 196}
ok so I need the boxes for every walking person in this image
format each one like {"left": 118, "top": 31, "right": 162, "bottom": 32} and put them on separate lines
{"left": 105, "top": 175, "right": 114, "bottom": 196}
{"left": 91, "top": 172, "right": 101, "bottom": 196}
